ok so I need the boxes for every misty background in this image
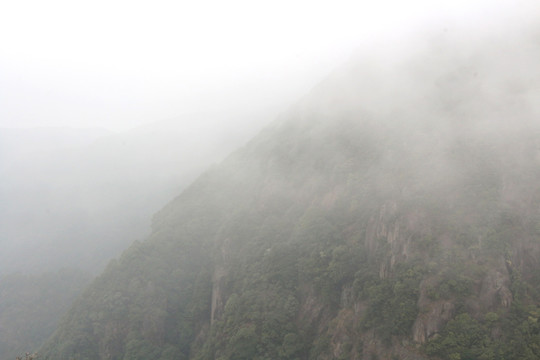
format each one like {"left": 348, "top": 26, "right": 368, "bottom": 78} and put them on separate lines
{"left": 2, "top": 0, "right": 538, "bottom": 276}
{"left": 1, "top": 0, "right": 540, "bottom": 358}
{"left": 0, "top": 2, "right": 537, "bottom": 272}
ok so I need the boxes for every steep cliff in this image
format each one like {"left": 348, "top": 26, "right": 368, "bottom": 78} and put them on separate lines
{"left": 41, "top": 30, "right": 540, "bottom": 360}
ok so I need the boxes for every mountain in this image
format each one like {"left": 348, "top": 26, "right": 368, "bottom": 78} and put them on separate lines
{"left": 0, "top": 115, "right": 266, "bottom": 360}
{"left": 0, "top": 270, "right": 91, "bottom": 360}
{"left": 0, "top": 126, "right": 112, "bottom": 167}
{"left": 0, "top": 114, "right": 263, "bottom": 275}
{"left": 40, "top": 29, "right": 540, "bottom": 359}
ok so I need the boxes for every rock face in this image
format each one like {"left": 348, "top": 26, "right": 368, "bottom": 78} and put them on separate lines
{"left": 479, "top": 268, "right": 513, "bottom": 309}
{"left": 413, "top": 300, "right": 455, "bottom": 343}
{"left": 40, "top": 28, "right": 540, "bottom": 360}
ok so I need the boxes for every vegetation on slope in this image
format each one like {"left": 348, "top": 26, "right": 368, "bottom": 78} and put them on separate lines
{"left": 0, "top": 270, "right": 90, "bottom": 360}
{"left": 41, "top": 30, "right": 540, "bottom": 359}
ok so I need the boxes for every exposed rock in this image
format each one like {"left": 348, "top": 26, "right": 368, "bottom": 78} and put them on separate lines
{"left": 210, "top": 237, "right": 230, "bottom": 324}
{"left": 479, "top": 267, "right": 512, "bottom": 310}
{"left": 413, "top": 300, "right": 455, "bottom": 344}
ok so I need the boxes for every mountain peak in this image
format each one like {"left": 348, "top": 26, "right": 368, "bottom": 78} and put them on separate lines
{"left": 40, "top": 25, "right": 540, "bottom": 360}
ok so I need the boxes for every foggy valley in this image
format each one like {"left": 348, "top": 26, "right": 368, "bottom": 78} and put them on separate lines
{"left": 0, "top": 113, "right": 269, "bottom": 274}
{"left": 2, "top": 1, "right": 540, "bottom": 359}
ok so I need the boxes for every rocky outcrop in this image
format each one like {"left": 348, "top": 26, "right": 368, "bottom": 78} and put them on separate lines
{"left": 413, "top": 301, "right": 455, "bottom": 344}
{"left": 365, "top": 202, "right": 410, "bottom": 279}
{"left": 211, "top": 237, "right": 231, "bottom": 324}
{"left": 479, "top": 268, "right": 513, "bottom": 310}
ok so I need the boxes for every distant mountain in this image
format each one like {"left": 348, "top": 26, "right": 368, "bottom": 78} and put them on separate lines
{"left": 0, "top": 115, "right": 269, "bottom": 360}
{"left": 0, "top": 126, "right": 112, "bottom": 163}
{"left": 0, "top": 114, "right": 263, "bottom": 275}
{"left": 42, "top": 29, "right": 540, "bottom": 359}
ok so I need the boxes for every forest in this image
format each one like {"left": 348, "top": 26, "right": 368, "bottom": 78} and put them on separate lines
{"left": 2, "top": 3, "right": 540, "bottom": 359}
{"left": 36, "top": 28, "right": 540, "bottom": 359}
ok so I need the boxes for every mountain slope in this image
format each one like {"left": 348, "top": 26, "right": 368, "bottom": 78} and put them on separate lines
{"left": 0, "top": 113, "right": 262, "bottom": 275}
{"left": 0, "top": 270, "right": 90, "bottom": 360}
{"left": 41, "top": 29, "right": 540, "bottom": 360}
{"left": 0, "top": 116, "right": 264, "bottom": 360}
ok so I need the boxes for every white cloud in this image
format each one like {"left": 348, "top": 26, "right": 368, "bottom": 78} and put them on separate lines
{"left": 0, "top": 0, "right": 536, "bottom": 130}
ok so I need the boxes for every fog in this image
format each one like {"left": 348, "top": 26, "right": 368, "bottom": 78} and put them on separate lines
{"left": 1, "top": 1, "right": 540, "bottom": 358}
{"left": 2, "top": 0, "right": 534, "bottom": 131}
{"left": 0, "top": 113, "right": 282, "bottom": 273}
{"left": 0, "top": 0, "right": 538, "bottom": 275}
{"left": 0, "top": 3, "right": 532, "bottom": 260}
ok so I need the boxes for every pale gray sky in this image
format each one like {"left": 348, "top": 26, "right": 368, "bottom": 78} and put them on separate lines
{"left": 0, "top": 0, "right": 536, "bottom": 132}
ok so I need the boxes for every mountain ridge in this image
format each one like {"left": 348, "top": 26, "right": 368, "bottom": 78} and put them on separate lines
{"left": 40, "top": 28, "right": 540, "bottom": 359}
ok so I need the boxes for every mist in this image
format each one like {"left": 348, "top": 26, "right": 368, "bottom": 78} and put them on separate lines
{"left": 0, "top": 112, "right": 270, "bottom": 274}
{"left": 1, "top": 0, "right": 540, "bottom": 359}
{"left": 1, "top": 0, "right": 530, "bottom": 275}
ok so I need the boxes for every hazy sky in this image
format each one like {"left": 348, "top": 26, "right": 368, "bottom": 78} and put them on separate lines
{"left": 0, "top": 0, "right": 537, "bottom": 132}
